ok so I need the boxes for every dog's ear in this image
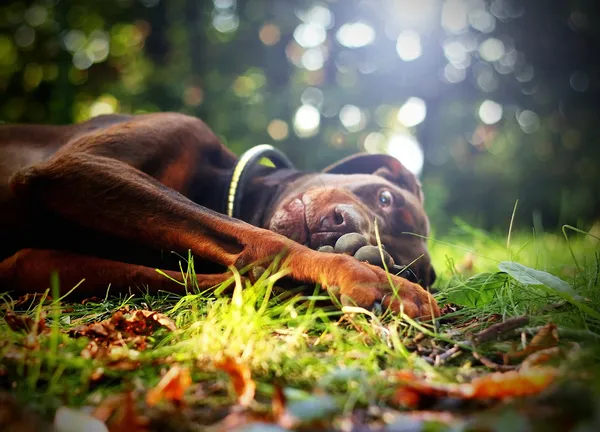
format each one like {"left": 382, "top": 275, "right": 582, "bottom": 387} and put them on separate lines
{"left": 322, "top": 153, "right": 423, "bottom": 201}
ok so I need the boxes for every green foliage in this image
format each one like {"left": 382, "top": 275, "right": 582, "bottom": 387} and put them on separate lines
{"left": 444, "top": 271, "right": 507, "bottom": 308}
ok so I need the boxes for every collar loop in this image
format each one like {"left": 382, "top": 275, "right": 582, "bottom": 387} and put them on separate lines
{"left": 227, "top": 144, "right": 295, "bottom": 218}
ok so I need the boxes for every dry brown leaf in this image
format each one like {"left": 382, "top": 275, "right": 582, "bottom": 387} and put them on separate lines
{"left": 467, "top": 367, "right": 558, "bottom": 399}
{"left": 11, "top": 293, "right": 53, "bottom": 309}
{"left": 393, "top": 366, "right": 558, "bottom": 406}
{"left": 70, "top": 309, "right": 176, "bottom": 342}
{"left": 70, "top": 308, "right": 176, "bottom": 365}
{"left": 520, "top": 347, "right": 563, "bottom": 369}
{"left": 215, "top": 356, "right": 256, "bottom": 407}
{"left": 92, "top": 392, "right": 149, "bottom": 432}
{"left": 4, "top": 310, "right": 46, "bottom": 334}
{"left": 503, "top": 322, "right": 559, "bottom": 364}
{"left": 146, "top": 365, "right": 192, "bottom": 407}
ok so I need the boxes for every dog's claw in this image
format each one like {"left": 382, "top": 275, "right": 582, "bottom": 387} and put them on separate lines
{"left": 318, "top": 245, "right": 335, "bottom": 254}
{"left": 371, "top": 300, "right": 383, "bottom": 316}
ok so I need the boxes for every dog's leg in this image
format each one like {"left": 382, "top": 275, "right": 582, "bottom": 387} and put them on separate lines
{"left": 0, "top": 249, "right": 236, "bottom": 298}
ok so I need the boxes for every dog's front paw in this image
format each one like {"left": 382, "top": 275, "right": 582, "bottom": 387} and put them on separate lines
{"left": 325, "top": 255, "right": 440, "bottom": 320}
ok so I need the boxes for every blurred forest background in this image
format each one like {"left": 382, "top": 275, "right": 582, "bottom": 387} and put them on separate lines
{"left": 1, "top": 0, "right": 599, "bottom": 235}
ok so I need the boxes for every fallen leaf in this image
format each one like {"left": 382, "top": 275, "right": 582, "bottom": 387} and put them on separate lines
{"left": 92, "top": 392, "right": 149, "bottom": 432}
{"left": 146, "top": 364, "right": 192, "bottom": 407}
{"left": 504, "top": 323, "right": 559, "bottom": 364}
{"left": 393, "top": 367, "right": 558, "bottom": 406}
{"left": 70, "top": 308, "right": 176, "bottom": 365}
{"left": 467, "top": 367, "right": 558, "bottom": 399}
{"left": 520, "top": 347, "right": 563, "bottom": 369}
{"left": 215, "top": 356, "right": 256, "bottom": 407}
{"left": 4, "top": 310, "right": 46, "bottom": 334}
{"left": 114, "top": 310, "right": 176, "bottom": 335}
{"left": 11, "top": 293, "right": 53, "bottom": 309}
{"left": 108, "top": 392, "right": 149, "bottom": 432}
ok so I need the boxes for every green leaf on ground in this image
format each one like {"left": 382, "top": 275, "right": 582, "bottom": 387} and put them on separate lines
{"left": 445, "top": 272, "right": 507, "bottom": 307}
{"left": 499, "top": 261, "right": 600, "bottom": 319}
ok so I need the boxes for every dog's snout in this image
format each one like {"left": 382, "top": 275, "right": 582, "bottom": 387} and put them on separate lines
{"left": 319, "top": 204, "right": 359, "bottom": 232}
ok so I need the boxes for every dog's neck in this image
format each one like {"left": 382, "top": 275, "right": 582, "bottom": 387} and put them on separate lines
{"left": 237, "top": 167, "right": 307, "bottom": 227}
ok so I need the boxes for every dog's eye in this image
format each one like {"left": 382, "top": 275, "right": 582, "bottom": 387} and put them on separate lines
{"left": 378, "top": 190, "right": 393, "bottom": 208}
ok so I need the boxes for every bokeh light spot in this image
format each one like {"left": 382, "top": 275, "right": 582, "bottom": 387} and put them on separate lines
{"left": 336, "top": 22, "right": 375, "bottom": 48}
{"left": 297, "top": 5, "right": 333, "bottom": 28}
{"left": 363, "top": 132, "right": 386, "bottom": 153}
{"left": 294, "top": 104, "right": 320, "bottom": 137}
{"left": 478, "top": 100, "right": 503, "bottom": 125}
{"left": 301, "top": 47, "right": 325, "bottom": 71}
{"left": 397, "top": 97, "right": 427, "bottom": 127}
{"left": 213, "top": 12, "right": 239, "bottom": 33}
{"left": 339, "top": 104, "right": 365, "bottom": 132}
{"left": 570, "top": 71, "right": 589, "bottom": 92}
{"left": 469, "top": 9, "right": 496, "bottom": 33}
{"left": 267, "top": 119, "right": 289, "bottom": 141}
{"left": 441, "top": 0, "right": 468, "bottom": 34}
{"left": 387, "top": 134, "right": 424, "bottom": 175}
{"left": 517, "top": 110, "right": 540, "bottom": 134}
{"left": 479, "top": 38, "right": 504, "bottom": 62}
{"left": 259, "top": 24, "right": 281, "bottom": 45}
{"left": 14, "top": 25, "right": 35, "bottom": 48}
{"left": 293, "top": 23, "right": 326, "bottom": 48}
{"left": 443, "top": 63, "right": 467, "bottom": 83}
{"left": 396, "top": 30, "right": 422, "bottom": 61}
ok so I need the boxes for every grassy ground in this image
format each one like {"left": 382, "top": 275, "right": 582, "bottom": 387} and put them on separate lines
{"left": 1, "top": 222, "right": 600, "bottom": 431}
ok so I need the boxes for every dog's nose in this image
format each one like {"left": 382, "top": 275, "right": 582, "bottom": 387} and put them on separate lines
{"left": 319, "top": 204, "right": 359, "bottom": 232}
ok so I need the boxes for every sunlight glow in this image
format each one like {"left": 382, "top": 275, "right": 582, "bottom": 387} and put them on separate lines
{"left": 395, "top": 30, "right": 422, "bottom": 61}
{"left": 397, "top": 97, "right": 427, "bottom": 127}
{"left": 478, "top": 100, "right": 503, "bottom": 125}
{"left": 387, "top": 133, "right": 424, "bottom": 175}
{"left": 294, "top": 104, "right": 320, "bottom": 137}
{"left": 336, "top": 22, "right": 375, "bottom": 48}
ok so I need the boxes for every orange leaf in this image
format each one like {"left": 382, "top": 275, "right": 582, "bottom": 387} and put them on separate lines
{"left": 146, "top": 365, "right": 192, "bottom": 407}
{"left": 215, "top": 356, "right": 256, "bottom": 407}
{"left": 92, "top": 392, "right": 148, "bottom": 432}
{"left": 504, "top": 323, "right": 559, "bottom": 364}
{"left": 393, "top": 367, "right": 558, "bottom": 405}
{"left": 467, "top": 367, "right": 557, "bottom": 399}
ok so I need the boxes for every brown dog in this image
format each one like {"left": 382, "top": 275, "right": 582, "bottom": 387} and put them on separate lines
{"left": 0, "top": 113, "right": 439, "bottom": 319}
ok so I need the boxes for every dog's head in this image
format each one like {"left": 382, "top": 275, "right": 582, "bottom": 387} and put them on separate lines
{"left": 265, "top": 153, "right": 436, "bottom": 288}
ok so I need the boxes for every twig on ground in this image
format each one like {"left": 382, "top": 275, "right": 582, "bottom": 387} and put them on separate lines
{"left": 473, "top": 316, "right": 529, "bottom": 344}
{"left": 472, "top": 351, "right": 517, "bottom": 371}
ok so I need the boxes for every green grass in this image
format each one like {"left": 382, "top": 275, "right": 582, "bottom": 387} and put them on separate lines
{"left": 1, "top": 223, "right": 600, "bottom": 431}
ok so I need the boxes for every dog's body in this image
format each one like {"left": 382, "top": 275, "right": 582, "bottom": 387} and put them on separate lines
{"left": 0, "top": 112, "right": 439, "bottom": 318}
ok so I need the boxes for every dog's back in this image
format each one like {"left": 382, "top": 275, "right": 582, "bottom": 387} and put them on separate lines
{"left": 0, "top": 115, "right": 132, "bottom": 201}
